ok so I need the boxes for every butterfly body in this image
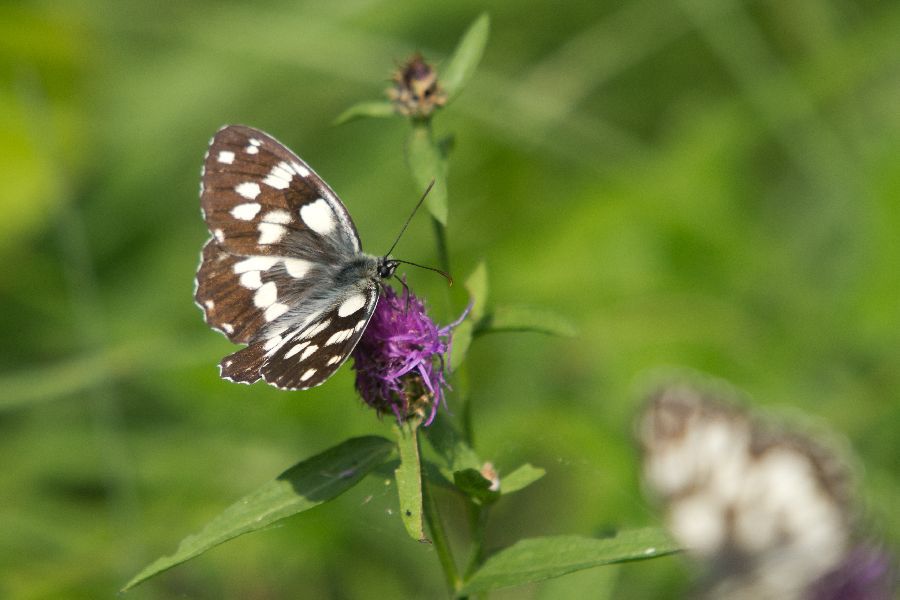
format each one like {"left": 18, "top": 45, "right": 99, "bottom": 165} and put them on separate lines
{"left": 195, "top": 125, "right": 395, "bottom": 390}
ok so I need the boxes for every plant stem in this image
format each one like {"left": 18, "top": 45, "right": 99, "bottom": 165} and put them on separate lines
{"left": 423, "top": 476, "right": 461, "bottom": 595}
{"left": 463, "top": 502, "right": 489, "bottom": 579}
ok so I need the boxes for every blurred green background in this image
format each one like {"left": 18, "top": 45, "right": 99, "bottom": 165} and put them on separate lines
{"left": 2, "top": 0, "right": 899, "bottom": 598}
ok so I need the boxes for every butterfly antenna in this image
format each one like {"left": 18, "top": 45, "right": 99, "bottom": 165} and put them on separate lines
{"left": 393, "top": 260, "right": 453, "bottom": 286}
{"left": 385, "top": 179, "right": 435, "bottom": 258}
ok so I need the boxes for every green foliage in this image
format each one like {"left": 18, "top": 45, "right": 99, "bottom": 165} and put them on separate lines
{"left": 441, "top": 13, "right": 491, "bottom": 101}
{"left": 460, "top": 529, "right": 679, "bottom": 594}
{"left": 394, "top": 423, "right": 427, "bottom": 542}
{"left": 2, "top": 1, "right": 899, "bottom": 598}
{"left": 123, "top": 436, "right": 393, "bottom": 591}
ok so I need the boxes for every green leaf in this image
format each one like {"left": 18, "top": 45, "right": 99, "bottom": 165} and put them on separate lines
{"left": 333, "top": 100, "right": 396, "bottom": 125}
{"left": 475, "top": 305, "right": 577, "bottom": 338}
{"left": 441, "top": 13, "right": 490, "bottom": 100}
{"left": 499, "top": 463, "right": 545, "bottom": 495}
{"left": 425, "top": 414, "right": 482, "bottom": 473}
{"left": 405, "top": 123, "right": 448, "bottom": 224}
{"left": 122, "top": 436, "right": 394, "bottom": 591}
{"left": 453, "top": 468, "right": 500, "bottom": 505}
{"left": 465, "top": 261, "right": 489, "bottom": 321}
{"left": 394, "top": 423, "right": 427, "bottom": 542}
{"left": 460, "top": 528, "right": 679, "bottom": 594}
{"left": 448, "top": 261, "right": 488, "bottom": 371}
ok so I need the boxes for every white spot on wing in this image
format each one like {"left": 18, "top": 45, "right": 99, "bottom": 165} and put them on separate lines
{"left": 254, "top": 281, "right": 277, "bottom": 307}
{"left": 300, "top": 199, "right": 336, "bottom": 236}
{"left": 235, "top": 182, "right": 261, "bottom": 200}
{"left": 262, "top": 209, "right": 291, "bottom": 224}
{"left": 326, "top": 355, "right": 342, "bottom": 366}
{"left": 283, "top": 258, "right": 311, "bottom": 278}
{"left": 263, "top": 162, "right": 294, "bottom": 190}
{"left": 299, "top": 345, "right": 318, "bottom": 360}
{"left": 338, "top": 293, "right": 366, "bottom": 317}
{"left": 245, "top": 138, "right": 262, "bottom": 154}
{"left": 234, "top": 256, "right": 279, "bottom": 274}
{"left": 299, "top": 319, "right": 330, "bottom": 340}
{"left": 222, "top": 323, "right": 234, "bottom": 334}
{"left": 265, "top": 302, "right": 289, "bottom": 321}
{"left": 231, "top": 202, "right": 261, "bottom": 220}
{"left": 284, "top": 341, "right": 310, "bottom": 359}
{"left": 217, "top": 150, "right": 235, "bottom": 164}
{"left": 204, "top": 300, "right": 214, "bottom": 310}
{"left": 263, "top": 335, "right": 282, "bottom": 351}
{"left": 291, "top": 161, "right": 310, "bottom": 178}
{"left": 300, "top": 368, "right": 317, "bottom": 382}
{"left": 214, "top": 229, "right": 225, "bottom": 243}
{"left": 257, "top": 223, "right": 287, "bottom": 245}
{"left": 239, "top": 270, "right": 262, "bottom": 289}
{"left": 325, "top": 328, "right": 354, "bottom": 346}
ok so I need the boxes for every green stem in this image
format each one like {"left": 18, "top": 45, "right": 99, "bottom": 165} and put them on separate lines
{"left": 463, "top": 502, "right": 489, "bottom": 580}
{"left": 432, "top": 215, "right": 451, "bottom": 276}
{"left": 423, "top": 476, "right": 461, "bottom": 595}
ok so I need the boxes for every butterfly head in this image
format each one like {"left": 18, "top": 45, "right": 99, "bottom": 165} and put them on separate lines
{"left": 378, "top": 257, "right": 399, "bottom": 280}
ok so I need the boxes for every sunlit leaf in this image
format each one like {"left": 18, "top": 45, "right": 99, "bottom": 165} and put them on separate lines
{"left": 405, "top": 123, "right": 448, "bottom": 224}
{"left": 465, "top": 261, "right": 489, "bottom": 321}
{"left": 499, "top": 463, "right": 545, "bottom": 495}
{"left": 333, "top": 100, "right": 396, "bottom": 125}
{"left": 394, "top": 423, "right": 427, "bottom": 542}
{"left": 441, "top": 13, "right": 490, "bottom": 100}
{"left": 475, "top": 305, "right": 577, "bottom": 338}
{"left": 460, "top": 528, "right": 679, "bottom": 594}
{"left": 122, "top": 436, "right": 394, "bottom": 591}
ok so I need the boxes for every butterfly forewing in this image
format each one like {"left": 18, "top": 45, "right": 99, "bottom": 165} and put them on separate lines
{"left": 196, "top": 125, "right": 383, "bottom": 390}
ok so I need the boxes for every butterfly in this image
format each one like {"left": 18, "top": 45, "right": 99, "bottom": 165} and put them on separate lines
{"left": 194, "top": 125, "right": 399, "bottom": 390}
{"left": 637, "top": 383, "right": 857, "bottom": 599}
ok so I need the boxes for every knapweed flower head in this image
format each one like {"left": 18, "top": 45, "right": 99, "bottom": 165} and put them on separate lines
{"left": 387, "top": 53, "right": 447, "bottom": 118}
{"left": 352, "top": 283, "right": 465, "bottom": 425}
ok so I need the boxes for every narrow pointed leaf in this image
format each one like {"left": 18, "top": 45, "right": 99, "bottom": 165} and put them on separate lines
{"left": 442, "top": 13, "right": 490, "bottom": 100}
{"left": 499, "top": 463, "right": 545, "bottom": 495}
{"left": 475, "top": 305, "right": 577, "bottom": 338}
{"left": 122, "top": 436, "right": 394, "bottom": 591}
{"left": 334, "top": 100, "right": 396, "bottom": 125}
{"left": 394, "top": 423, "right": 427, "bottom": 542}
{"left": 406, "top": 123, "right": 448, "bottom": 224}
{"left": 460, "top": 528, "right": 679, "bottom": 594}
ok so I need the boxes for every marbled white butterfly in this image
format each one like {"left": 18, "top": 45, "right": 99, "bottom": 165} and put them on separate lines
{"left": 637, "top": 383, "right": 858, "bottom": 599}
{"left": 195, "top": 125, "right": 402, "bottom": 391}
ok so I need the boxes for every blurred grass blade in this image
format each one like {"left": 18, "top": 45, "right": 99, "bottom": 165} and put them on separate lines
{"left": 475, "top": 305, "right": 577, "bottom": 337}
{"left": 122, "top": 435, "right": 394, "bottom": 591}
{"left": 405, "top": 123, "right": 448, "bottom": 224}
{"left": 334, "top": 100, "right": 396, "bottom": 125}
{"left": 460, "top": 528, "right": 679, "bottom": 594}
{"left": 499, "top": 463, "right": 545, "bottom": 495}
{"left": 394, "top": 422, "right": 427, "bottom": 542}
{"left": 442, "top": 13, "right": 490, "bottom": 100}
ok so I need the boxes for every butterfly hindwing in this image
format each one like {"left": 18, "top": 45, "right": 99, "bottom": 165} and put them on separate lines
{"left": 258, "top": 285, "right": 380, "bottom": 390}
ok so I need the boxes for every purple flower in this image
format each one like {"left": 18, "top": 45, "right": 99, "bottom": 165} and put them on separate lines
{"left": 352, "top": 283, "right": 466, "bottom": 424}
{"left": 809, "top": 544, "right": 896, "bottom": 600}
